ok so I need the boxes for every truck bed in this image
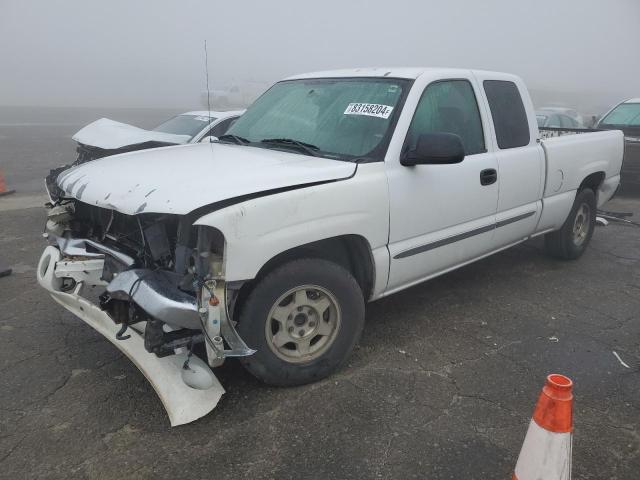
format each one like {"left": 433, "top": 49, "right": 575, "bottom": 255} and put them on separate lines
{"left": 532, "top": 129, "right": 624, "bottom": 233}
{"left": 541, "top": 129, "right": 624, "bottom": 202}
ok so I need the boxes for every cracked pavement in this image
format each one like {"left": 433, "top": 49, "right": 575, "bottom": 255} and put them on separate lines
{"left": 1, "top": 198, "right": 638, "bottom": 479}
{"left": 1, "top": 110, "right": 639, "bottom": 478}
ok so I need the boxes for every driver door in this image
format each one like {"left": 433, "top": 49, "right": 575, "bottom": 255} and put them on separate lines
{"left": 385, "top": 78, "right": 499, "bottom": 293}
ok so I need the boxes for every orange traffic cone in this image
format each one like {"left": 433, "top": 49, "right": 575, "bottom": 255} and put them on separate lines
{"left": 0, "top": 170, "right": 15, "bottom": 197}
{"left": 513, "top": 374, "right": 573, "bottom": 480}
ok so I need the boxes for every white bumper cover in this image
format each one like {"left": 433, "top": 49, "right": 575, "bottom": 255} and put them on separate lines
{"left": 37, "top": 246, "right": 225, "bottom": 427}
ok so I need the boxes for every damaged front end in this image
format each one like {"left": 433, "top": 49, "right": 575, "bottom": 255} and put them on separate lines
{"left": 37, "top": 199, "right": 254, "bottom": 426}
{"left": 45, "top": 140, "right": 182, "bottom": 203}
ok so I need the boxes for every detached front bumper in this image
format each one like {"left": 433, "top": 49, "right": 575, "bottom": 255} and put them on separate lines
{"left": 37, "top": 245, "right": 225, "bottom": 426}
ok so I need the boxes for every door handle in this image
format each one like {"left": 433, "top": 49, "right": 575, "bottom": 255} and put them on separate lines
{"left": 480, "top": 168, "right": 497, "bottom": 186}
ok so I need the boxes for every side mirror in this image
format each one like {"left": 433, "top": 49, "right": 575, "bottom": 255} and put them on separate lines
{"left": 401, "top": 133, "right": 465, "bottom": 166}
{"left": 200, "top": 135, "right": 218, "bottom": 143}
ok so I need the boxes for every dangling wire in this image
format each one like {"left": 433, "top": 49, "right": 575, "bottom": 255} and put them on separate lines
{"left": 182, "top": 337, "right": 195, "bottom": 371}
{"left": 115, "top": 323, "right": 130, "bottom": 341}
{"left": 116, "top": 268, "right": 157, "bottom": 341}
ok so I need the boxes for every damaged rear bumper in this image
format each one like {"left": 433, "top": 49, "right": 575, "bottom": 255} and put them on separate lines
{"left": 36, "top": 245, "right": 235, "bottom": 426}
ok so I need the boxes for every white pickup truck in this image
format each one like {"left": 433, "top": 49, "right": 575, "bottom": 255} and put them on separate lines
{"left": 37, "top": 68, "right": 623, "bottom": 425}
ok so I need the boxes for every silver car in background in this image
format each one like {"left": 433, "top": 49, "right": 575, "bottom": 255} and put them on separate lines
{"left": 536, "top": 107, "right": 584, "bottom": 129}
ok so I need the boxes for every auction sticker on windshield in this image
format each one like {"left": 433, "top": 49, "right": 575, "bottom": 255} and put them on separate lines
{"left": 344, "top": 103, "right": 394, "bottom": 119}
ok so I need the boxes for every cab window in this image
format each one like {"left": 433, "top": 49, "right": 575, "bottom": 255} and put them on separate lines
{"left": 406, "top": 80, "right": 485, "bottom": 156}
{"left": 483, "top": 80, "right": 530, "bottom": 149}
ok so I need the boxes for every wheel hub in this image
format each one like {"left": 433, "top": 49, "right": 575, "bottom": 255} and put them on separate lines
{"left": 293, "top": 313, "right": 307, "bottom": 326}
{"left": 265, "top": 285, "right": 341, "bottom": 363}
{"left": 287, "top": 308, "right": 317, "bottom": 338}
{"left": 572, "top": 202, "right": 591, "bottom": 246}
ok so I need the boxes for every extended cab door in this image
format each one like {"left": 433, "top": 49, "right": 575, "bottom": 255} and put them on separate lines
{"left": 475, "top": 74, "right": 544, "bottom": 247}
{"left": 385, "top": 74, "right": 499, "bottom": 293}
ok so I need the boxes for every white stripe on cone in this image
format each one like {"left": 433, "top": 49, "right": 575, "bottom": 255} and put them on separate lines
{"left": 513, "top": 420, "right": 572, "bottom": 480}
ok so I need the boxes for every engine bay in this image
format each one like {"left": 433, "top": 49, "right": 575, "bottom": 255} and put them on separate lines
{"left": 42, "top": 198, "right": 252, "bottom": 367}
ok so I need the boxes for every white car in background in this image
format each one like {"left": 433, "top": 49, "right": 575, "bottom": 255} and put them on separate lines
{"left": 45, "top": 110, "right": 244, "bottom": 198}
{"left": 152, "top": 110, "right": 245, "bottom": 143}
{"left": 74, "top": 110, "right": 245, "bottom": 161}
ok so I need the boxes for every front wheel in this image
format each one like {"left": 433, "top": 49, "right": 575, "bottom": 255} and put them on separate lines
{"left": 237, "top": 258, "right": 365, "bottom": 386}
{"left": 545, "top": 188, "right": 596, "bottom": 260}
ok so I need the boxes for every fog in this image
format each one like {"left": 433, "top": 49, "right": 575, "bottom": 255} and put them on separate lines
{"left": 1, "top": 0, "right": 638, "bottom": 114}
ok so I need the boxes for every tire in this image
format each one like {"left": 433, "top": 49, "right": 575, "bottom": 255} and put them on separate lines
{"left": 545, "top": 188, "right": 596, "bottom": 260}
{"left": 237, "top": 258, "right": 365, "bottom": 386}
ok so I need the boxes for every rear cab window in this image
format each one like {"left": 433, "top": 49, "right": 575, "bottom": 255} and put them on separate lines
{"left": 483, "top": 80, "right": 530, "bottom": 149}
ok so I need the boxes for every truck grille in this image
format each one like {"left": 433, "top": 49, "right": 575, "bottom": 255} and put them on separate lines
{"left": 71, "top": 201, "right": 181, "bottom": 268}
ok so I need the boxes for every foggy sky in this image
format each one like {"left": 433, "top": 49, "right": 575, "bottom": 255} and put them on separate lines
{"left": 1, "top": 0, "right": 638, "bottom": 112}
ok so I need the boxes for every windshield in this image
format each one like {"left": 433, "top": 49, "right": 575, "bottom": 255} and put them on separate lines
{"left": 536, "top": 115, "right": 548, "bottom": 127}
{"left": 224, "top": 77, "right": 410, "bottom": 161}
{"left": 600, "top": 103, "right": 640, "bottom": 127}
{"left": 153, "top": 114, "right": 215, "bottom": 139}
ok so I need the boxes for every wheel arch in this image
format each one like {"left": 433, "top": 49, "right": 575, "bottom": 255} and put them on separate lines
{"left": 233, "top": 234, "right": 376, "bottom": 318}
{"left": 259, "top": 234, "right": 374, "bottom": 298}
{"left": 578, "top": 171, "right": 605, "bottom": 193}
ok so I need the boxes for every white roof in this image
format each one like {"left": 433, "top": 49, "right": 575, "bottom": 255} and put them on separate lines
{"left": 623, "top": 98, "right": 640, "bottom": 104}
{"left": 284, "top": 67, "right": 512, "bottom": 81}
{"left": 181, "top": 110, "right": 245, "bottom": 118}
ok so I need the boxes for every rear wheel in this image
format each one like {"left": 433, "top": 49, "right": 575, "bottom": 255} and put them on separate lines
{"left": 545, "top": 188, "right": 596, "bottom": 260}
{"left": 237, "top": 258, "right": 365, "bottom": 386}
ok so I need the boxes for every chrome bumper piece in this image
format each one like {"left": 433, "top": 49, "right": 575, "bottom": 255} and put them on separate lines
{"left": 106, "top": 270, "right": 255, "bottom": 360}
{"left": 107, "top": 269, "right": 201, "bottom": 330}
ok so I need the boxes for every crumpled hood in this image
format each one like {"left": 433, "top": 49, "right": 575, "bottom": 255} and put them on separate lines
{"left": 57, "top": 143, "right": 356, "bottom": 215}
{"left": 72, "top": 118, "right": 191, "bottom": 149}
